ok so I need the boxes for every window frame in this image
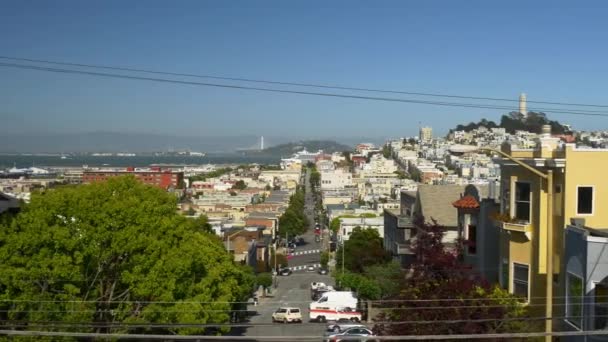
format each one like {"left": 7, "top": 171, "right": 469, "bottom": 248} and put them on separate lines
{"left": 511, "top": 262, "right": 530, "bottom": 302}
{"left": 565, "top": 272, "right": 584, "bottom": 330}
{"left": 513, "top": 181, "right": 531, "bottom": 222}
{"left": 576, "top": 185, "right": 595, "bottom": 216}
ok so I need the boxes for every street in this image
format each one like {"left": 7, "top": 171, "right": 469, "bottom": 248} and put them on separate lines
{"left": 242, "top": 167, "right": 332, "bottom": 341}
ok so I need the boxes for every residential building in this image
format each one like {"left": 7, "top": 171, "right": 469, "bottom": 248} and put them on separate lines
{"left": 83, "top": 167, "right": 184, "bottom": 189}
{"left": 496, "top": 126, "right": 608, "bottom": 318}
{"left": 245, "top": 212, "right": 281, "bottom": 238}
{"left": 452, "top": 184, "right": 501, "bottom": 283}
{"left": 413, "top": 184, "right": 465, "bottom": 247}
{"left": 562, "top": 222, "right": 608, "bottom": 339}
{"left": 0, "top": 192, "right": 20, "bottom": 215}
{"left": 419, "top": 126, "right": 433, "bottom": 143}
{"left": 383, "top": 209, "right": 415, "bottom": 267}
{"left": 338, "top": 217, "right": 384, "bottom": 242}
{"left": 320, "top": 169, "right": 353, "bottom": 190}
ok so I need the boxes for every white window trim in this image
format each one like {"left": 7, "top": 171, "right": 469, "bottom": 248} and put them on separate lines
{"left": 512, "top": 180, "right": 532, "bottom": 223}
{"left": 575, "top": 185, "right": 595, "bottom": 216}
{"left": 511, "top": 262, "right": 530, "bottom": 303}
{"left": 565, "top": 272, "right": 584, "bottom": 330}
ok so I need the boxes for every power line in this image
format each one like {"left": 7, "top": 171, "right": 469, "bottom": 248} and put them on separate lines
{"left": 2, "top": 328, "right": 608, "bottom": 340}
{"left": 2, "top": 314, "right": 602, "bottom": 327}
{"left": 1, "top": 61, "right": 608, "bottom": 117}
{"left": 2, "top": 55, "right": 608, "bottom": 109}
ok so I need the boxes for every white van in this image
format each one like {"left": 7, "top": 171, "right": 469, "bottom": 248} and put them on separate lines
{"left": 309, "top": 291, "right": 360, "bottom": 322}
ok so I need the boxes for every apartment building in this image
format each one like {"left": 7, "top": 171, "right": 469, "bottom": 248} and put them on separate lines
{"left": 83, "top": 167, "right": 184, "bottom": 189}
{"left": 496, "top": 126, "right": 608, "bottom": 322}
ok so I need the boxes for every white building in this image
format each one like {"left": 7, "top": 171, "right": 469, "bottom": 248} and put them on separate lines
{"left": 320, "top": 169, "right": 353, "bottom": 190}
{"left": 338, "top": 217, "right": 384, "bottom": 241}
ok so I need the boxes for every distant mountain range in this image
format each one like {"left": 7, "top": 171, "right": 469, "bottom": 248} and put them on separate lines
{"left": 243, "top": 140, "right": 351, "bottom": 158}
{"left": 0, "top": 132, "right": 373, "bottom": 154}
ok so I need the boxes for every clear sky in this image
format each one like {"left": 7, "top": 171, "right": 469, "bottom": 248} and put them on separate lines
{"left": 1, "top": 0, "right": 608, "bottom": 139}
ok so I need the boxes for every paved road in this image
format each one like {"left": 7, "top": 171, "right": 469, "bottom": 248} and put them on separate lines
{"left": 243, "top": 167, "right": 331, "bottom": 341}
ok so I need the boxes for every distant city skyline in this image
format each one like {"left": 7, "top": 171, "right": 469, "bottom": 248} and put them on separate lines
{"left": 2, "top": 1, "right": 608, "bottom": 138}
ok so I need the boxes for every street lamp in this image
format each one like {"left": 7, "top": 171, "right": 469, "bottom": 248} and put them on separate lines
{"left": 474, "top": 147, "right": 554, "bottom": 341}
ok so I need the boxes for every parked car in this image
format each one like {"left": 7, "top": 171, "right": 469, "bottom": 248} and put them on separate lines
{"left": 279, "top": 268, "right": 292, "bottom": 276}
{"left": 318, "top": 267, "right": 329, "bottom": 275}
{"left": 323, "top": 327, "right": 376, "bottom": 342}
{"left": 307, "top": 264, "right": 316, "bottom": 272}
{"left": 326, "top": 319, "right": 367, "bottom": 333}
{"left": 271, "top": 307, "right": 302, "bottom": 323}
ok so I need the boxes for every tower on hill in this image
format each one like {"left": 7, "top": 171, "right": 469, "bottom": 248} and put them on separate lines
{"left": 519, "top": 93, "right": 527, "bottom": 118}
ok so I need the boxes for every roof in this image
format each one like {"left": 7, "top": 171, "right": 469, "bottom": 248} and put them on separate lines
{"left": 247, "top": 212, "right": 280, "bottom": 219}
{"left": 452, "top": 195, "right": 480, "bottom": 209}
{"left": 417, "top": 185, "right": 466, "bottom": 227}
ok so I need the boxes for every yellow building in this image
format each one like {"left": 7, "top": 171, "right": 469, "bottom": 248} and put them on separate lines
{"left": 498, "top": 126, "right": 608, "bottom": 320}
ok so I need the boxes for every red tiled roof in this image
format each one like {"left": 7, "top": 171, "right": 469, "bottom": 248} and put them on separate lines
{"left": 452, "top": 195, "right": 480, "bottom": 209}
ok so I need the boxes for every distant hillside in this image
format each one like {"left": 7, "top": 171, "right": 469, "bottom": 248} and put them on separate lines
{"left": 245, "top": 140, "right": 351, "bottom": 157}
{"left": 450, "top": 112, "right": 568, "bottom": 135}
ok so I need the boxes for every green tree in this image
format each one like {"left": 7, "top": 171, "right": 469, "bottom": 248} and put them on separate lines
{"left": 336, "top": 227, "right": 391, "bottom": 274}
{"left": 231, "top": 180, "right": 247, "bottom": 190}
{"left": 320, "top": 251, "right": 329, "bottom": 268}
{"left": 255, "top": 273, "right": 273, "bottom": 297}
{"left": 330, "top": 217, "right": 341, "bottom": 234}
{"left": 382, "top": 144, "right": 391, "bottom": 159}
{"left": 0, "top": 176, "right": 254, "bottom": 336}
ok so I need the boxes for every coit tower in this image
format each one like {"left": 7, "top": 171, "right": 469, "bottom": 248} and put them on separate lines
{"left": 519, "top": 93, "right": 527, "bottom": 117}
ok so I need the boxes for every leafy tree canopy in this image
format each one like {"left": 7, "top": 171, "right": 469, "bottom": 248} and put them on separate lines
{"left": 374, "top": 217, "right": 536, "bottom": 336}
{"left": 337, "top": 227, "right": 391, "bottom": 274}
{"left": 451, "top": 112, "right": 566, "bottom": 135}
{"left": 0, "top": 176, "right": 254, "bottom": 336}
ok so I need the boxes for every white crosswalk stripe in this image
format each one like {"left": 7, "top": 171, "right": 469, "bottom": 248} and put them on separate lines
{"left": 290, "top": 249, "right": 321, "bottom": 256}
{"left": 288, "top": 263, "right": 321, "bottom": 271}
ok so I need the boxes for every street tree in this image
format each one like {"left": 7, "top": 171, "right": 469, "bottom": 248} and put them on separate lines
{"left": 336, "top": 227, "right": 391, "bottom": 274}
{"left": 0, "top": 176, "right": 254, "bottom": 336}
{"left": 374, "top": 217, "right": 535, "bottom": 336}
{"left": 255, "top": 273, "right": 273, "bottom": 297}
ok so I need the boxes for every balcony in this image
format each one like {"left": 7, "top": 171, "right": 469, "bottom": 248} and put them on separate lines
{"left": 500, "top": 221, "right": 533, "bottom": 240}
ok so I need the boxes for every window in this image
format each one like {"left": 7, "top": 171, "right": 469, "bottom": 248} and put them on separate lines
{"left": 467, "top": 225, "right": 477, "bottom": 255}
{"left": 514, "top": 182, "right": 531, "bottom": 222}
{"left": 577, "top": 186, "right": 593, "bottom": 215}
{"left": 566, "top": 273, "right": 583, "bottom": 329}
{"left": 513, "top": 263, "right": 529, "bottom": 301}
{"left": 594, "top": 283, "right": 608, "bottom": 330}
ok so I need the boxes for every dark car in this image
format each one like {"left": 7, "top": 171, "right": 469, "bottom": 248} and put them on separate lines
{"left": 279, "top": 268, "right": 292, "bottom": 276}
{"left": 323, "top": 327, "right": 376, "bottom": 342}
{"left": 318, "top": 267, "right": 329, "bottom": 275}
{"left": 326, "top": 319, "right": 367, "bottom": 333}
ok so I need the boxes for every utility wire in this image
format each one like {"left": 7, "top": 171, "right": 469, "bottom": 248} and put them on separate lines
{"left": 2, "top": 328, "right": 608, "bottom": 340}
{"left": 2, "top": 55, "right": 608, "bottom": 109}
{"left": 1, "top": 62, "right": 608, "bottom": 117}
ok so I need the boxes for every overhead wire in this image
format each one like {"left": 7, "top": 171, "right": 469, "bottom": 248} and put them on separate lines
{"left": 1, "top": 62, "right": 608, "bottom": 117}
{"left": 1, "top": 55, "right": 608, "bottom": 109}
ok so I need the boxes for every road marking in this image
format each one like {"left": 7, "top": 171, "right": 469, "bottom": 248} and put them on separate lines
{"left": 290, "top": 249, "right": 321, "bottom": 256}
{"left": 287, "top": 264, "right": 321, "bottom": 271}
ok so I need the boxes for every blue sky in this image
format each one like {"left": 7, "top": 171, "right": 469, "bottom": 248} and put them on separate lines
{"left": 1, "top": 0, "right": 608, "bottom": 139}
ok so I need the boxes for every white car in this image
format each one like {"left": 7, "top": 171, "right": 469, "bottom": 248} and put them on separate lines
{"left": 271, "top": 307, "right": 302, "bottom": 323}
{"left": 307, "top": 264, "right": 316, "bottom": 272}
